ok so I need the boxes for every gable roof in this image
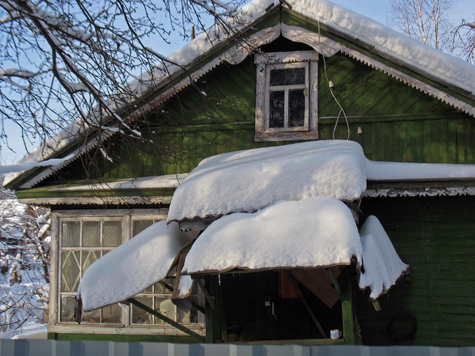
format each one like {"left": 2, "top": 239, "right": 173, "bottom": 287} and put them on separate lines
{"left": 5, "top": 0, "right": 475, "bottom": 190}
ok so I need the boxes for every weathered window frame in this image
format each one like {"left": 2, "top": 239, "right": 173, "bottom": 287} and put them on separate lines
{"left": 255, "top": 51, "right": 319, "bottom": 142}
{"left": 50, "top": 209, "right": 205, "bottom": 336}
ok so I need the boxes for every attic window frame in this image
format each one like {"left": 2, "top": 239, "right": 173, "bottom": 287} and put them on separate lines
{"left": 254, "top": 51, "right": 319, "bottom": 142}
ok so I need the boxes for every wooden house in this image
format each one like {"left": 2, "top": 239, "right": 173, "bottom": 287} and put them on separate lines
{"left": 4, "top": 0, "right": 475, "bottom": 347}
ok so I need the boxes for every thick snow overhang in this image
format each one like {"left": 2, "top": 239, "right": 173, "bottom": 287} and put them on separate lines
{"left": 6, "top": 0, "right": 475, "bottom": 192}
{"left": 168, "top": 140, "right": 367, "bottom": 224}
{"left": 182, "top": 197, "right": 363, "bottom": 274}
{"left": 77, "top": 221, "right": 198, "bottom": 312}
{"left": 358, "top": 216, "right": 409, "bottom": 300}
{"left": 169, "top": 141, "right": 475, "bottom": 227}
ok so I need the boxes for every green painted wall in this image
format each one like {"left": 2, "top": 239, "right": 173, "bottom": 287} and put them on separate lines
{"left": 49, "top": 50, "right": 474, "bottom": 185}
{"left": 357, "top": 196, "right": 475, "bottom": 346}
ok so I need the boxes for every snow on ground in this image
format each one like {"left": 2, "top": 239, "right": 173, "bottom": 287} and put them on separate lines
{"left": 183, "top": 197, "right": 363, "bottom": 274}
{"left": 358, "top": 216, "right": 409, "bottom": 299}
{"left": 77, "top": 221, "right": 198, "bottom": 312}
{"left": 168, "top": 140, "right": 367, "bottom": 222}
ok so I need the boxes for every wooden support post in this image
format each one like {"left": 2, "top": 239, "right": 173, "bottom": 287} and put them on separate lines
{"left": 341, "top": 269, "right": 355, "bottom": 345}
{"left": 286, "top": 271, "right": 327, "bottom": 339}
{"left": 215, "top": 275, "right": 229, "bottom": 342}
{"left": 128, "top": 298, "right": 205, "bottom": 343}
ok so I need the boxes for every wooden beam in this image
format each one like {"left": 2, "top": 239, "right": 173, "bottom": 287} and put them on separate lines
{"left": 128, "top": 298, "right": 205, "bottom": 343}
{"left": 340, "top": 270, "right": 355, "bottom": 345}
{"left": 196, "top": 278, "right": 216, "bottom": 311}
{"left": 286, "top": 271, "right": 327, "bottom": 338}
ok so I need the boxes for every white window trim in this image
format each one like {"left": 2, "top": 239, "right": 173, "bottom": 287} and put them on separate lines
{"left": 255, "top": 50, "right": 319, "bottom": 142}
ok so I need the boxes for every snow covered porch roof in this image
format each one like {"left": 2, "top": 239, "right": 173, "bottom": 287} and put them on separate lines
{"left": 76, "top": 196, "right": 408, "bottom": 317}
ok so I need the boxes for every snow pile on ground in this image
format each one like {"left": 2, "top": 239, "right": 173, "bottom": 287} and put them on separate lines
{"left": 358, "top": 216, "right": 409, "bottom": 299}
{"left": 77, "top": 221, "right": 198, "bottom": 311}
{"left": 183, "top": 197, "right": 363, "bottom": 274}
{"left": 169, "top": 140, "right": 367, "bottom": 222}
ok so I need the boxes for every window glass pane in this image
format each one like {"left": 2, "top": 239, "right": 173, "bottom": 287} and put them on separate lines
{"left": 155, "top": 298, "right": 176, "bottom": 324}
{"left": 132, "top": 297, "right": 153, "bottom": 324}
{"left": 61, "top": 222, "right": 80, "bottom": 247}
{"left": 81, "top": 250, "right": 100, "bottom": 276}
{"left": 61, "top": 251, "right": 80, "bottom": 292}
{"left": 102, "top": 304, "right": 122, "bottom": 324}
{"left": 289, "top": 89, "right": 305, "bottom": 127}
{"left": 133, "top": 220, "right": 154, "bottom": 236}
{"left": 270, "top": 67, "right": 305, "bottom": 86}
{"left": 83, "top": 221, "right": 101, "bottom": 247}
{"left": 154, "top": 278, "right": 175, "bottom": 294}
{"left": 82, "top": 308, "right": 101, "bottom": 323}
{"left": 103, "top": 221, "right": 122, "bottom": 247}
{"left": 269, "top": 91, "right": 285, "bottom": 128}
{"left": 60, "top": 296, "right": 77, "bottom": 322}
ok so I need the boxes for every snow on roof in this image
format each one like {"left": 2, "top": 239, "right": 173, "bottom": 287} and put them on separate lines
{"left": 366, "top": 161, "right": 475, "bottom": 181}
{"left": 50, "top": 174, "right": 188, "bottom": 191}
{"left": 168, "top": 140, "right": 367, "bottom": 222}
{"left": 169, "top": 140, "right": 475, "bottom": 222}
{"left": 182, "top": 196, "right": 363, "bottom": 274}
{"left": 288, "top": 0, "right": 475, "bottom": 96}
{"left": 77, "top": 221, "right": 198, "bottom": 311}
{"left": 358, "top": 216, "right": 409, "bottom": 299}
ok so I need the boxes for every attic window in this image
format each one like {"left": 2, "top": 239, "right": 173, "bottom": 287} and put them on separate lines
{"left": 255, "top": 51, "right": 318, "bottom": 142}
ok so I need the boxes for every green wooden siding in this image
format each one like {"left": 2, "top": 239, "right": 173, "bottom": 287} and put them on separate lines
{"left": 357, "top": 196, "right": 475, "bottom": 346}
{"left": 53, "top": 49, "right": 475, "bottom": 185}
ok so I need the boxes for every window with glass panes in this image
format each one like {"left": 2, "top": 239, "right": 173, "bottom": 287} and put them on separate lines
{"left": 60, "top": 218, "right": 124, "bottom": 324}
{"left": 254, "top": 51, "right": 318, "bottom": 142}
{"left": 58, "top": 213, "right": 200, "bottom": 327}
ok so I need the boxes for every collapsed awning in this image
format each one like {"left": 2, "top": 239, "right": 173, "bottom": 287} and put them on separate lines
{"left": 77, "top": 221, "right": 198, "bottom": 312}
{"left": 77, "top": 198, "right": 409, "bottom": 311}
{"left": 182, "top": 196, "right": 363, "bottom": 274}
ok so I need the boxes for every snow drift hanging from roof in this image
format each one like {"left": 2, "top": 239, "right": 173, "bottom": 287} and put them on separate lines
{"left": 77, "top": 221, "right": 198, "bottom": 312}
{"left": 182, "top": 196, "right": 363, "bottom": 274}
{"left": 358, "top": 216, "right": 409, "bottom": 299}
{"left": 168, "top": 140, "right": 367, "bottom": 222}
{"left": 169, "top": 140, "right": 475, "bottom": 222}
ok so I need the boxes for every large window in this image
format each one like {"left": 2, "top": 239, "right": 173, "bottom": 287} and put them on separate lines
{"left": 57, "top": 210, "right": 201, "bottom": 329}
{"left": 255, "top": 51, "right": 318, "bottom": 142}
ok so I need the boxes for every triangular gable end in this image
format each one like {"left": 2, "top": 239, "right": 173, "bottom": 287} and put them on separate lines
{"left": 5, "top": 0, "right": 475, "bottom": 192}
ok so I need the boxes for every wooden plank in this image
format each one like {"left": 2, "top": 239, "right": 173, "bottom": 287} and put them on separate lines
{"left": 291, "top": 269, "right": 340, "bottom": 308}
{"left": 127, "top": 298, "right": 206, "bottom": 342}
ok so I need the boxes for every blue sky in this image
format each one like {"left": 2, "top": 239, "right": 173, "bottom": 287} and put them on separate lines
{"left": 1, "top": 0, "right": 474, "bottom": 165}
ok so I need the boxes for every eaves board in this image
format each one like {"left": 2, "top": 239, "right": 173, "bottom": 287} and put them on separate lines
{"left": 365, "top": 179, "right": 475, "bottom": 198}
{"left": 15, "top": 185, "right": 176, "bottom": 207}
{"left": 280, "top": 10, "right": 475, "bottom": 112}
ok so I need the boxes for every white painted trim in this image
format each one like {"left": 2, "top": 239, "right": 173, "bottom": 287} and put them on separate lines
{"left": 18, "top": 196, "right": 173, "bottom": 206}
{"left": 363, "top": 186, "right": 475, "bottom": 198}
